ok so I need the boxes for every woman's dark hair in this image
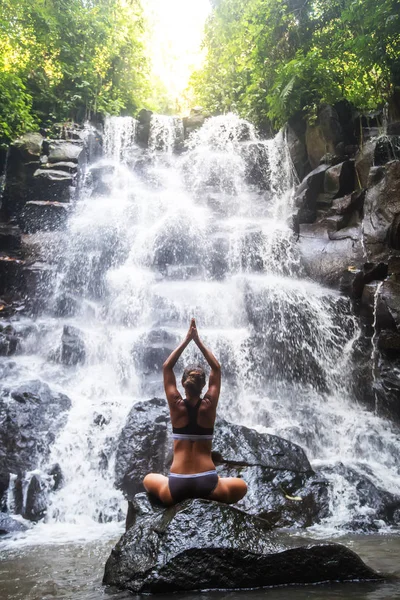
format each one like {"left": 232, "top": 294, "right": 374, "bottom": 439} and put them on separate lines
{"left": 181, "top": 365, "right": 206, "bottom": 388}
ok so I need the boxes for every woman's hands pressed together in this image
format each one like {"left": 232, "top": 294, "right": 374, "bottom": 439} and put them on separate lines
{"left": 187, "top": 318, "right": 200, "bottom": 344}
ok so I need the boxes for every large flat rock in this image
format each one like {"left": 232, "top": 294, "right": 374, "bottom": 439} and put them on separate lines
{"left": 103, "top": 493, "right": 382, "bottom": 593}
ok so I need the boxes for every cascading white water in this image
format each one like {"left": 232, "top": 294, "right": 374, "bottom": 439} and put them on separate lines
{"left": 4, "top": 113, "right": 400, "bottom": 542}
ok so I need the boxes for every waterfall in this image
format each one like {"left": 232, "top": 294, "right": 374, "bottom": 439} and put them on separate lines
{"left": 3, "top": 113, "right": 400, "bottom": 540}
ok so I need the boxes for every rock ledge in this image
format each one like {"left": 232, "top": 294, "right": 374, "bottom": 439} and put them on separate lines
{"left": 103, "top": 493, "right": 382, "bottom": 594}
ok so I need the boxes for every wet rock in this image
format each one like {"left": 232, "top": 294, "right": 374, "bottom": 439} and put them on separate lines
{"left": 183, "top": 111, "right": 208, "bottom": 138}
{"left": 115, "top": 398, "right": 329, "bottom": 528}
{"left": 0, "top": 512, "right": 27, "bottom": 535}
{"left": 295, "top": 164, "right": 329, "bottom": 224}
{"left": 305, "top": 105, "right": 343, "bottom": 169}
{"left": 60, "top": 325, "right": 86, "bottom": 365}
{"left": 339, "top": 262, "right": 388, "bottom": 300}
{"left": 48, "top": 463, "right": 63, "bottom": 491}
{"left": 20, "top": 201, "right": 71, "bottom": 233}
{"left": 0, "top": 223, "right": 22, "bottom": 253}
{"left": 355, "top": 140, "right": 376, "bottom": 189}
{"left": 297, "top": 222, "right": 363, "bottom": 287}
{"left": 47, "top": 140, "right": 85, "bottom": 164}
{"left": 327, "top": 189, "right": 365, "bottom": 218}
{"left": 89, "top": 164, "right": 115, "bottom": 196}
{"left": 380, "top": 279, "right": 400, "bottom": 329}
{"left": 2, "top": 155, "right": 40, "bottom": 219}
{"left": 136, "top": 110, "right": 153, "bottom": 148}
{"left": 12, "top": 133, "right": 44, "bottom": 161}
{"left": 375, "top": 136, "right": 400, "bottom": 165}
{"left": 285, "top": 120, "right": 308, "bottom": 180}
{"left": 322, "top": 463, "right": 400, "bottom": 529}
{"left": 115, "top": 398, "right": 173, "bottom": 497}
{"left": 363, "top": 160, "right": 400, "bottom": 259}
{"left": 133, "top": 330, "right": 178, "bottom": 376}
{"left": 242, "top": 142, "right": 270, "bottom": 189}
{"left": 53, "top": 292, "right": 80, "bottom": 317}
{"left": 40, "top": 161, "right": 78, "bottom": 174}
{"left": 22, "top": 262, "right": 54, "bottom": 314}
{"left": 374, "top": 355, "right": 400, "bottom": 422}
{"left": 0, "top": 380, "right": 71, "bottom": 506}
{"left": 324, "top": 160, "right": 355, "bottom": 199}
{"left": 0, "top": 256, "right": 25, "bottom": 295}
{"left": 32, "top": 168, "right": 74, "bottom": 202}
{"left": 378, "top": 330, "right": 400, "bottom": 353}
{"left": 0, "top": 323, "right": 20, "bottom": 356}
{"left": 355, "top": 136, "right": 400, "bottom": 191}
{"left": 93, "top": 413, "right": 109, "bottom": 428}
{"left": 206, "top": 233, "right": 229, "bottom": 279}
{"left": 244, "top": 280, "right": 346, "bottom": 390}
{"left": 23, "top": 473, "right": 47, "bottom": 522}
{"left": 103, "top": 494, "right": 381, "bottom": 594}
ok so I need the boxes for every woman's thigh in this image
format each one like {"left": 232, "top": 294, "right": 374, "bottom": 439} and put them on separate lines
{"left": 209, "top": 476, "right": 247, "bottom": 504}
{"left": 143, "top": 473, "right": 174, "bottom": 505}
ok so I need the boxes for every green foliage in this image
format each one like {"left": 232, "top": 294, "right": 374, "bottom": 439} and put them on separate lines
{"left": 190, "top": 0, "right": 400, "bottom": 128}
{"left": 0, "top": 0, "right": 152, "bottom": 146}
{"left": 0, "top": 72, "right": 38, "bottom": 148}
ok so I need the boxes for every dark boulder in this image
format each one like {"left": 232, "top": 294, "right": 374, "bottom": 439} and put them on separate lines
{"left": 103, "top": 494, "right": 381, "bottom": 594}
{"left": 23, "top": 473, "right": 47, "bottom": 522}
{"left": 115, "top": 398, "right": 329, "bottom": 528}
{"left": 321, "top": 463, "right": 400, "bottom": 530}
{"left": 47, "top": 140, "right": 85, "bottom": 164}
{"left": 32, "top": 168, "right": 74, "bottom": 202}
{"left": 294, "top": 164, "right": 329, "bottom": 224}
{"left": 2, "top": 158, "right": 40, "bottom": 219}
{"left": 324, "top": 160, "right": 355, "bottom": 200}
{"left": 0, "top": 512, "right": 28, "bottom": 535}
{"left": 136, "top": 110, "right": 153, "bottom": 148}
{"left": 241, "top": 142, "right": 270, "bottom": 189}
{"left": 0, "top": 256, "right": 25, "bottom": 296}
{"left": 132, "top": 330, "right": 178, "bottom": 376}
{"left": 13, "top": 133, "right": 44, "bottom": 161}
{"left": 0, "top": 380, "right": 71, "bottom": 507}
{"left": 340, "top": 262, "right": 388, "bottom": 300}
{"left": 297, "top": 222, "right": 364, "bottom": 287}
{"left": 374, "top": 354, "right": 400, "bottom": 422}
{"left": 183, "top": 110, "right": 208, "bottom": 139}
{"left": 0, "top": 223, "right": 22, "bottom": 254}
{"left": 285, "top": 120, "right": 308, "bottom": 180}
{"left": 20, "top": 201, "right": 71, "bottom": 233}
{"left": 363, "top": 160, "right": 400, "bottom": 259}
{"left": 354, "top": 136, "right": 400, "bottom": 190}
{"left": 60, "top": 325, "right": 86, "bottom": 365}
{"left": 305, "top": 105, "right": 343, "bottom": 169}
{"left": 115, "top": 398, "right": 173, "bottom": 498}
{"left": 0, "top": 323, "right": 20, "bottom": 356}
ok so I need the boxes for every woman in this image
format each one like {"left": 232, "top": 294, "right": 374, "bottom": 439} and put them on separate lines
{"left": 143, "top": 318, "right": 248, "bottom": 505}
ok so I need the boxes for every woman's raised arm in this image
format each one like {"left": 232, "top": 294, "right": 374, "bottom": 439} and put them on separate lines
{"left": 191, "top": 319, "right": 221, "bottom": 406}
{"left": 163, "top": 320, "right": 194, "bottom": 403}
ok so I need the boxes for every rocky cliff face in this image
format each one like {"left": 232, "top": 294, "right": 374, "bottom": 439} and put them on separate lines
{"left": 0, "top": 125, "right": 101, "bottom": 315}
{"left": 1, "top": 108, "right": 400, "bottom": 542}
{"left": 287, "top": 103, "right": 400, "bottom": 423}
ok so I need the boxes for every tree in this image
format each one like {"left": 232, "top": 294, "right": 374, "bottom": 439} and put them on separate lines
{"left": 0, "top": 0, "right": 153, "bottom": 146}
{"left": 190, "top": 0, "right": 400, "bottom": 128}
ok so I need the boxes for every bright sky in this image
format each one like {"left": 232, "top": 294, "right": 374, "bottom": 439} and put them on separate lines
{"left": 142, "top": 0, "right": 211, "bottom": 112}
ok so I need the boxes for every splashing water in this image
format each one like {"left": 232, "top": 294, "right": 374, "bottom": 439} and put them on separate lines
{"left": 2, "top": 113, "right": 400, "bottom": 543}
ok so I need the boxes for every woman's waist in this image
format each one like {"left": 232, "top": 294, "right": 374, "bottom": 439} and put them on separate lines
{"left": 170, "top": 452, "right": 215, "bottom": 474}
{"left": 172, "top": 438, "right": 213, "bottom": 451}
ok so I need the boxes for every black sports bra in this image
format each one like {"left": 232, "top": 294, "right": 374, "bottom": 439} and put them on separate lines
{"left": 172, "top": 398, "right": 214, "bottom": 441}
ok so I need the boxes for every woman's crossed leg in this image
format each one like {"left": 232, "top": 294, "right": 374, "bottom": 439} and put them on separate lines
{"left": 143, "top": 473, "right": 247, "bottom": 505}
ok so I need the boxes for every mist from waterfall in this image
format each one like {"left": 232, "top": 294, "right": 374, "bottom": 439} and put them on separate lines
{"left": 3, "top": 113, "right": 400, "bottom": 543}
